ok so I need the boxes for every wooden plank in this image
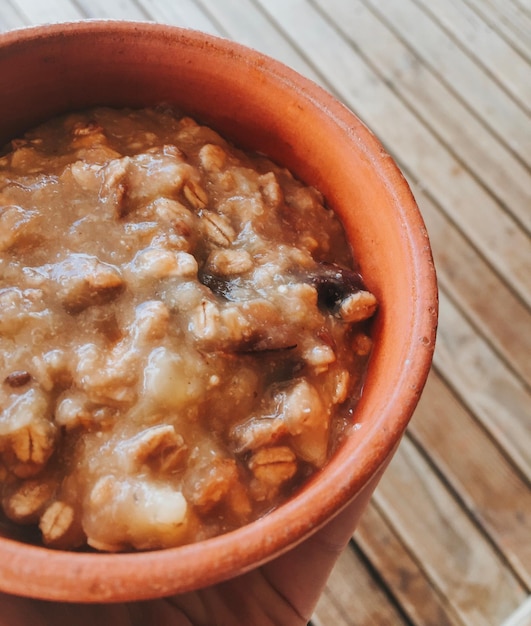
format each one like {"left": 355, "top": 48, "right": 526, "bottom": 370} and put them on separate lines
{"left": 414, "top": 0, "right": 531, "bottom": 115}
{"left": 361, "top": 0, "right": 531, "bottom": 164}
{"left": 501, "top": 596, "right": 531, "bottom": 626}
{"left": 512, "top": 0, "right": 531, "bottom": 14}
{"left": 411, "top": 369, "right": 531, "bottom": 587}
{"left": 311, "top": 592, "right": 349, "bottom": 626}
{"left": 463, "top": 0, "right": 531, "bottom": 62}
{"left": 254, "top": 0, "right": 531, "bottom": 310}
{"left": 354, "top": 500, "right": 462, "bottom": 625}
{"left": 373, "top": 437, "right": 528, "bottom": 625}
{"left": 511, "top": 0, "right": 531, "bottom": 11}
{"left": 434, "top": 290, "right": 531, "bottom": 480}
{"left": 312, "top": 541, "right": 409, "bottom": 626}
{"left": 194, "top": 0, "right": 325, "bottom": 82}
{"left": 313, "top": 0, "right": 531, "bottom": 234}
{"left": 0, "top": 1, "right": 28, "bottom": 30}
{"left": 408, "top": 178, "right": 531, "bottom": 387}
{"left": 139, "top": 0, "right": 324, "bottom": 82}
{"left": 8, "top": 0, "right": 81, "bottom": 23}
{"left": 72, "top": 0, "right": 150, "bottom": 20}
{"left": 130, "top": 0, "right": 218, "bottom": 32}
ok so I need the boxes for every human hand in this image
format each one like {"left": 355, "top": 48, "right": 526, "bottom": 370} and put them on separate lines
{"left": 0, "top": 497, "right": 362, "bottom": 626}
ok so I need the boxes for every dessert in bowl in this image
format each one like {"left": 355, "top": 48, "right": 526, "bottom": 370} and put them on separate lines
{"left": 0, "top": 21, "right": 437, "bottom": 601}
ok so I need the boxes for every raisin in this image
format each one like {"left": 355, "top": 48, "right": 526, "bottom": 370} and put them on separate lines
{"left": 4, "top": 370, "right": 32, "bottom": 387}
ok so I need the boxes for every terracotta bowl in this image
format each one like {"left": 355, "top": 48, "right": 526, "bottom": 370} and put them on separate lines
{"left": 0, "top": 21, "right": 437, "bottom": 602}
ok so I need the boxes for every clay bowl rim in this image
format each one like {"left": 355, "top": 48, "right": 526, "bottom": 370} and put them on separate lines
{"left": 0, "top": 20, "right": 438, "bottom": 603}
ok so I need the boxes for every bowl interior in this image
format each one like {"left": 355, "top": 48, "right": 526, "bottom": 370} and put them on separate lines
{"left": 0, "top": 21, "right": 437, "bottom": 601}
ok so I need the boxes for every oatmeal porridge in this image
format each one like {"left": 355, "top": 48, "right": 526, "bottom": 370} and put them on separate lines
{"left": 0, "top": 106, "right": 377, "bottom": 551}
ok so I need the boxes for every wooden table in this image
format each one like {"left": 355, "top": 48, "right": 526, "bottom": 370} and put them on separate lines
{"left": 1, "top": 2, "right": 530, "bottom": 624}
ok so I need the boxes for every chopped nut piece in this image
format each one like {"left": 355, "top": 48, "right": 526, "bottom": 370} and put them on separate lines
{"left": 259, "top": 172, "right": 283, "bottom": 207}
{"left": 184, "top": 457, "right": 239, "bottom": 513}
{"left": 332, "top": 370, "right": 351, "bottom": 404}
{"left": 133, "top": 300, "right": 171, "bottom": 344}
{"left": 69, "top": 161, "right": 103, "bottom": 190}
{"left": 55, "top": 391, "right": 117, "bottom": 430}
{"left": 199, "top": 143, "right": 227, "bottom": 172}
{"left": 352, "top": 332, "right": 373, "bottom": 356}
{"left": 129, "top": 248, "right": 198, "bottom": 281}
{"left": 72, "top": 120, "right": 103, "bottom": 137}
{"left": 248, "top": 446, "right": 297, "bottom": 485}
{"left": 0, "top": 387, "right": 50, "bottom": 437}
{"left": 117, "top": 425, "right": 187, "bottom": 473}
{"left": 152, "top": 197, "right": 190, "bottom": 222}
{"left": 74, "top": 301, "right": 170, "bottom": 404}
{"left": 49, "top": 254, "right": 124, "bottom": 313}
{"left": 0, "top": 287, "right": 48, "bottom": 335}
{"left": 223, "top": 299, "right": 300, "bottom": 353}
{"left": 86, "top": 476, "right": 189, "bottom": 551}
{"left": 231, "top": 379, "right": 329, "bottom": 467}
{"left": 99, "top": 156, "right": 131, "bottom": 216}
{"left": 9, "top": 146, "right": 38, "bottom": 170}
{"left": 338, "top": 290, "right": 378, "bottom": 323}
{"left": 143, "top": 346, "right": 206, "bottom": 408}
{"left": 205, "top": 249, "right": 253, "bottom": 276}
{"left": 201, "top": 211, "right": 236, "bottom": 247}
{"left": 189, "top": 299, "right": 222, "bottom": 342}
{"left": 183, "top": 179, "right": 208, "bottom": 210}
{"left": 0, "top": 205, "right": 40, "bottom": 252}
{"left": 151, "top": 197, "right": 196, "bottom": 241}
{"left": 231, "top": 416, "right": 288, "bottom": 454}
{"left": 101, "top": 151, "right": 191, "bottom": 215}
{"left": 31, "top": 349, "right": 72, "bottom": 392}
{"left": 303, "top": 343, "right": 336, "bottom": 372}
{"left": 178, "top": 116, "right": 198, "bottom": 129}
{"left": 282, "top": 379, "right": 329, "bottom": 466}
{"left": 2, "top": 478, "right": 56, "bottom": 523}
{"left": 39, "top": 501, "right": 80, "bottom": 548}
{"left": 2, "top": 419, "right": 57, "bottom": 478}
{"left": 276, "top": 283, "right": 319, "bottom": 323}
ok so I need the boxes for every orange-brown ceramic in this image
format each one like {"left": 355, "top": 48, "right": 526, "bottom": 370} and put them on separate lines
{"left": 0, "top": 21, "right": 437, "bottom": 602}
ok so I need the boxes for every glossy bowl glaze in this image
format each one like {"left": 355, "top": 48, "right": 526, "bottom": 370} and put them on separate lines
{"left": 0, "top": 21, "right": 437, "bottom": 602}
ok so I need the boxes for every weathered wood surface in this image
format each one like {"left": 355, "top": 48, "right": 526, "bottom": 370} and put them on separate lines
{"left": 1, "top": 1, "right": 530, "bottom": 624}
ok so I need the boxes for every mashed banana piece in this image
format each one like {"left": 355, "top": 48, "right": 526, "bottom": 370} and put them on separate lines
{"left": 0, "top": 107, "right": 376, "bottom": 551}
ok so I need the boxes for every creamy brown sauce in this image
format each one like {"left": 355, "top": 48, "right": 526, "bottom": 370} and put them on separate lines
{"left": 0, "top": 107, "right": 376, "bottom": 551}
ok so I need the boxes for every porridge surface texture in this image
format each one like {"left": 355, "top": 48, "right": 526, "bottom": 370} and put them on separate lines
{"left": 0, "top": 107, "right": 376, "bottom": 551}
